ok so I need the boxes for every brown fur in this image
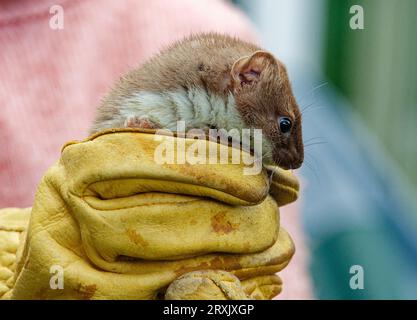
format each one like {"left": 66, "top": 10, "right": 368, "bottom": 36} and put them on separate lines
{"left": 91, "top": 33, "right": 303, "bottom": 169}
{"left": 232, "top": 51, "right": 304, "bottom": 169}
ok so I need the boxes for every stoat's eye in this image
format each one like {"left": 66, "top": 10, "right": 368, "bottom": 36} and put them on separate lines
{"left": 279, "top": 117, "right": 292, "bottom": 134}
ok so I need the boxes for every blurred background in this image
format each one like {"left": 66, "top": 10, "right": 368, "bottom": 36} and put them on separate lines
{"left": 1, "top": 0, "right": 416, "bottom": 300}
{"left": 235, "top": 0, "right": 417, "bottom": 299}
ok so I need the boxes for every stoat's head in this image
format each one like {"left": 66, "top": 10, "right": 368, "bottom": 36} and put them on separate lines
{"left": 229, "top": 51, "right": 304, "bottom": 170}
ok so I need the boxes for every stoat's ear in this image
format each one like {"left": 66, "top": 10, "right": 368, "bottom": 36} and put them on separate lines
{"left": 231, "top": 51, "right": 277, "bottom": 88}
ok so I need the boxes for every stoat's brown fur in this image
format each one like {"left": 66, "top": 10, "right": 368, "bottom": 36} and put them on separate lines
{"left": 91, "top": 33, "right": 303, "bottom": 169}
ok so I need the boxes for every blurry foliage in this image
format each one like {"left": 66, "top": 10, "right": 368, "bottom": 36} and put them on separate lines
{"left": 324, "top": 0, "right": 417, "bottom": 192}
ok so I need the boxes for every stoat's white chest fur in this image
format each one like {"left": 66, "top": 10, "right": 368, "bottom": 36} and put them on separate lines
{"left": 119, "top": 87, "right": 245, "bottom": 132}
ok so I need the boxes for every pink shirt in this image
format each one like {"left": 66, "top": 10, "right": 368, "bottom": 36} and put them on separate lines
{"left": 0, "top": 0, "right": 312, "bottom": 299}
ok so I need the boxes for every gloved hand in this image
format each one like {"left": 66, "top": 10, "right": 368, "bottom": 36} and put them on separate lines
{"left": 0, "top": 129, "right": 299, "bottom": 300}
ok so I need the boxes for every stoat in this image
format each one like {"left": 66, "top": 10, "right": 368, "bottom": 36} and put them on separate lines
{"left": 90, "top": 33, "right": 303, "bottom": 169}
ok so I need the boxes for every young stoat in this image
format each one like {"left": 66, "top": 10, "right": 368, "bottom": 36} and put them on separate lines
{"left": 90, "top": 33, "right": 303, "bottom": 169}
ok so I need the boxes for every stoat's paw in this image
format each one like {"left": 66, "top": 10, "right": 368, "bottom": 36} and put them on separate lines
{"left": 124, "top": 115, "right": 158, "bottom": 129}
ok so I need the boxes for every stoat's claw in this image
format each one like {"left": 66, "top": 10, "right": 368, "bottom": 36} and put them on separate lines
{"left": 124, "top": 115, "right": 158, "bottom": 129}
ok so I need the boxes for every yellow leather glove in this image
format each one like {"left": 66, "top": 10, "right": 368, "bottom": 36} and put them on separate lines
{"left": 0, "top": 129, "right": 299, "bottom": 300}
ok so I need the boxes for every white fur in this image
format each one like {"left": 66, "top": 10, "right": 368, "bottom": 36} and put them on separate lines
{"left": 119, "top": 87, "right": 274, "bottom": 164}
{"left": 120, "top": 87, "right": 244, "bottom": 132}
